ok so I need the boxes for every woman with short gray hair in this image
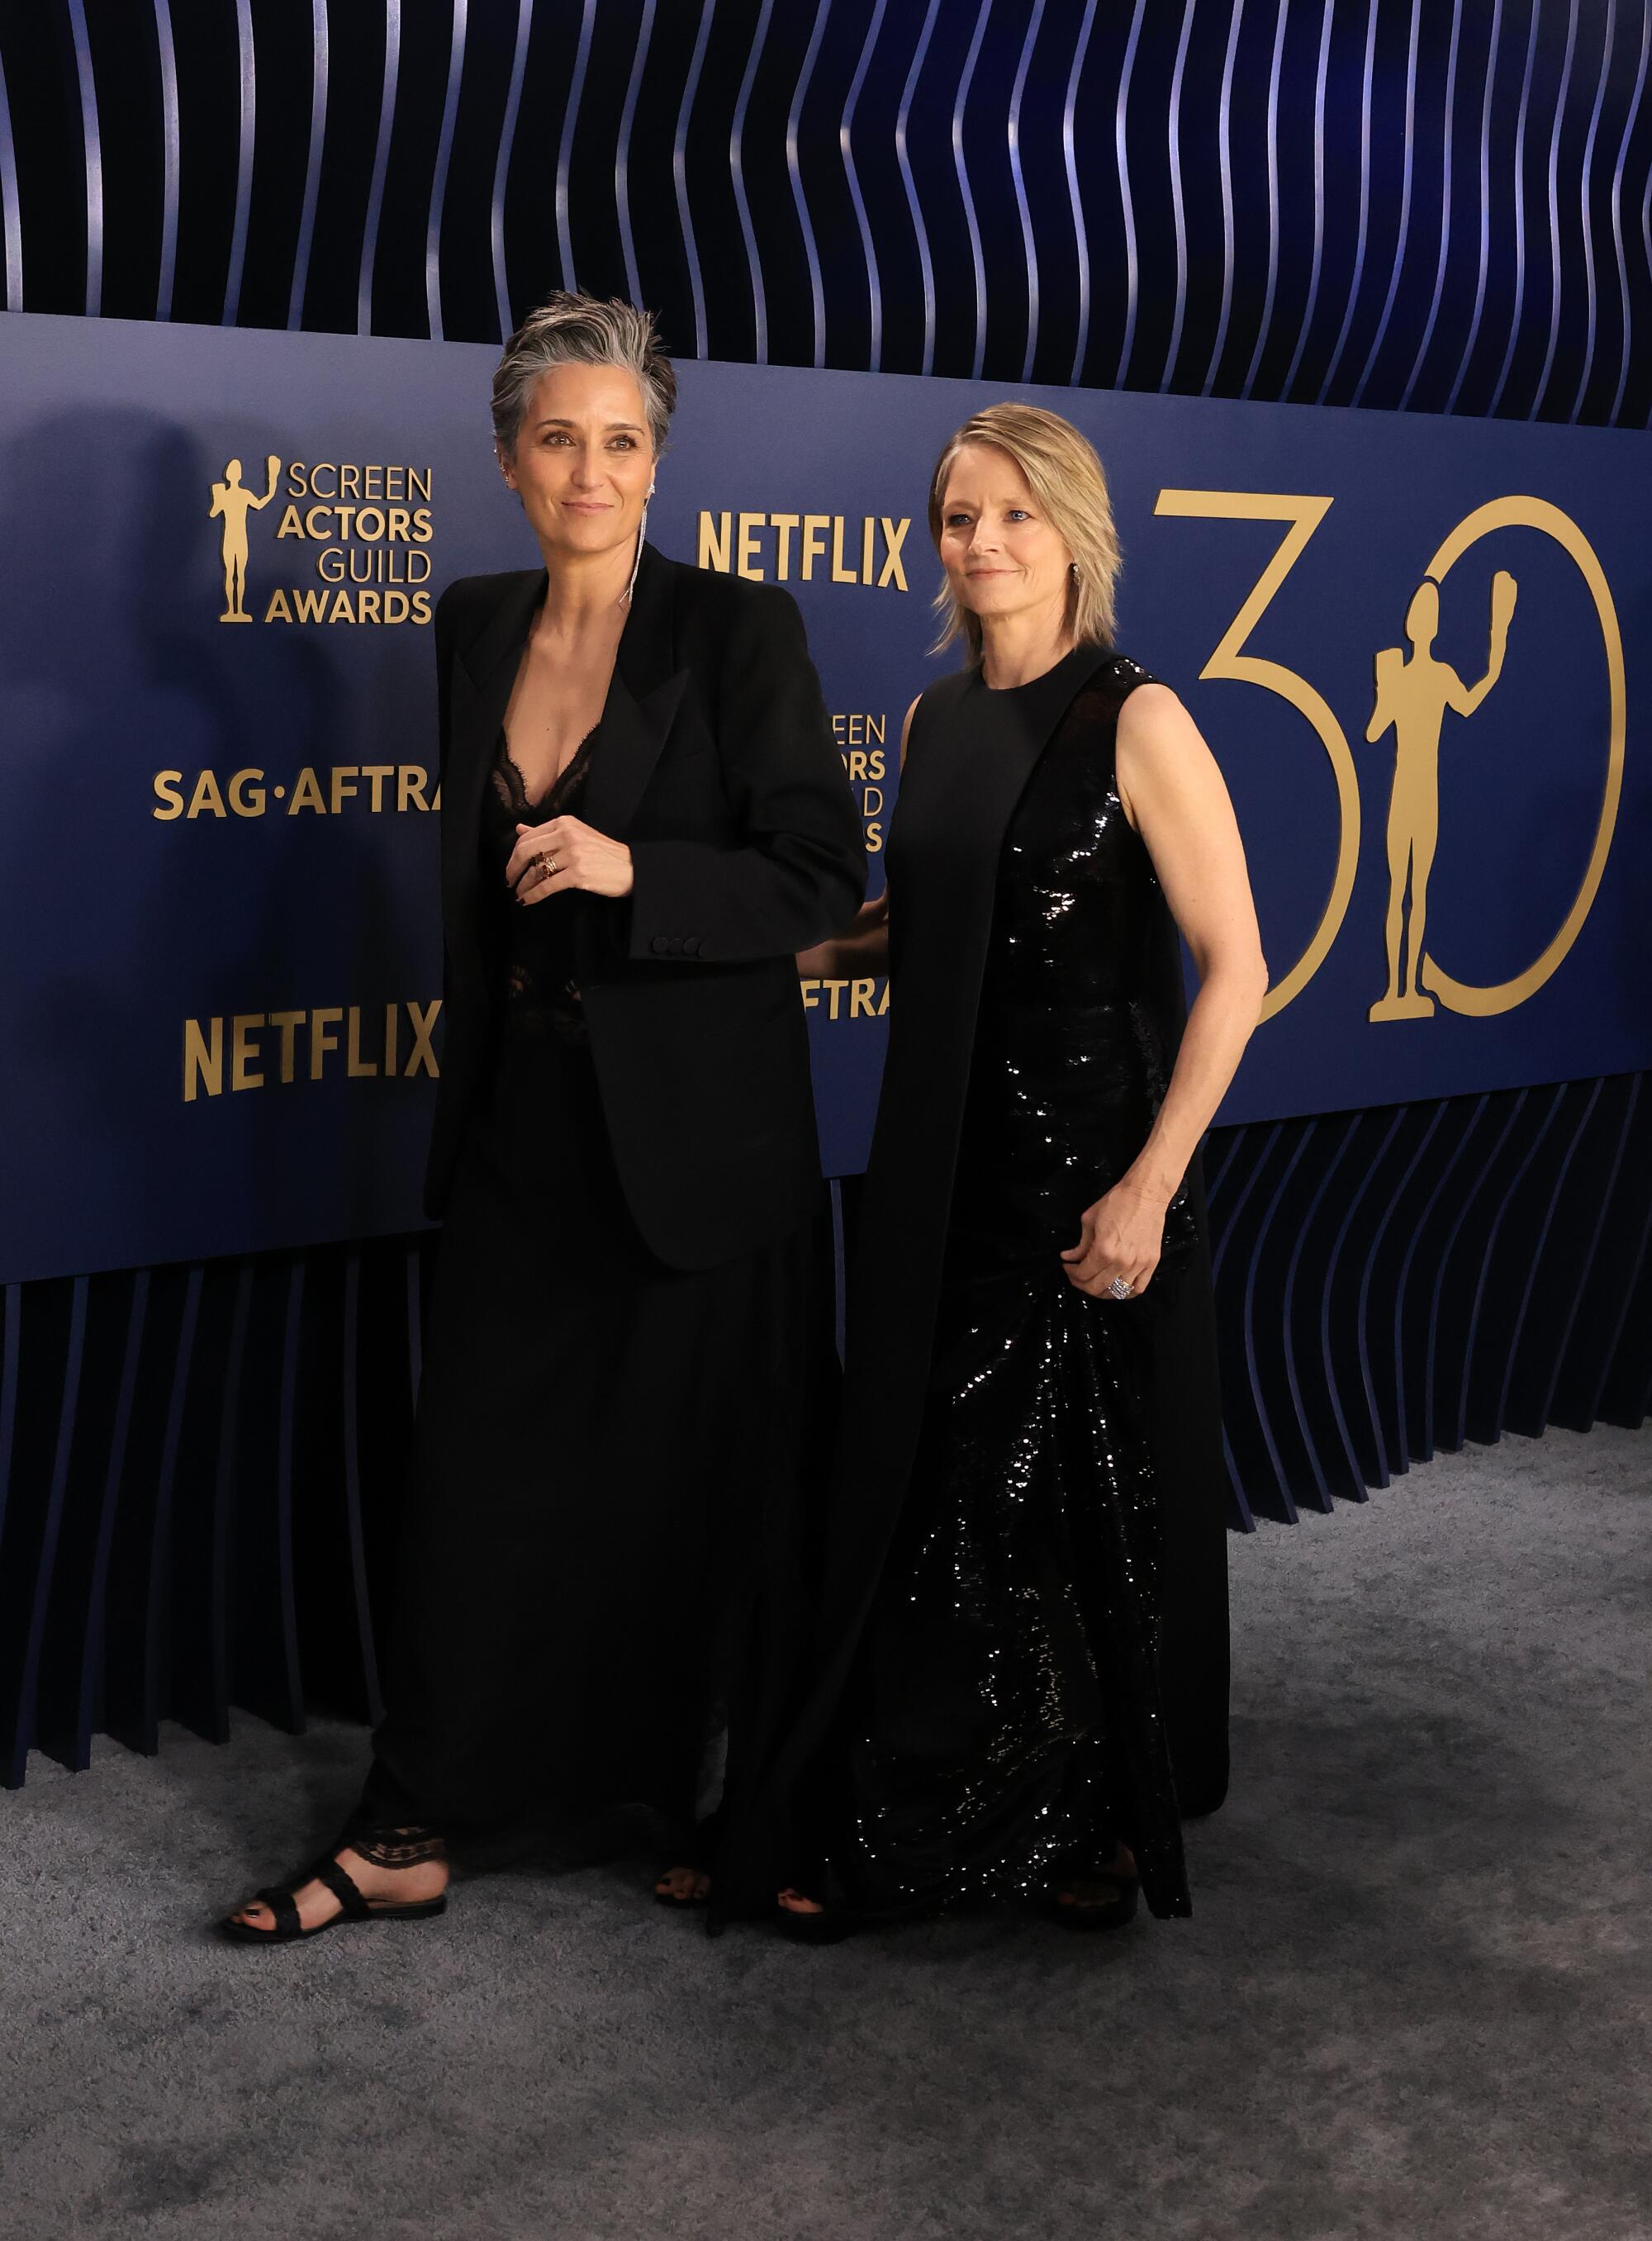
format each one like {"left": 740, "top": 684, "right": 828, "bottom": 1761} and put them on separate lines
{"left": 221, "top": 293, "right": 864, "bottom": 1943}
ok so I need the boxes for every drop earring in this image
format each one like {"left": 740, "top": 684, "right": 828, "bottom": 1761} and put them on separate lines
{"left": 627, "top": 480, "right": 656, "bottom": 605}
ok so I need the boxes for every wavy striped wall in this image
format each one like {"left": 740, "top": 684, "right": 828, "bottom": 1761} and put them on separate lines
{"left": 2, "top": 1, "right": 1649, "bottom": 1783}
{"left": 5, "top": 1, "right": 1652, "bottom": 418}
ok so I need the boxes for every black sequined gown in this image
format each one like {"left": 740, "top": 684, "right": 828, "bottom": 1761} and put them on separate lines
{"left": 791, "top": 645, "right": 1221, "bottom": 1923}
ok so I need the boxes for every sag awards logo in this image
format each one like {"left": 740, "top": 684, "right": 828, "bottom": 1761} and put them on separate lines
{"left": 1156, "top": 490, "right": 1626, "bottom": 1027}
{"left": 156, "top": 449, "right": 443, "bottom": 821}
{"left": 208, "top": 453, "right": 435, "bottom": 626}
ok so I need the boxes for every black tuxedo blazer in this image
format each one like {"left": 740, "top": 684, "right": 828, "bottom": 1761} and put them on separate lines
{"left": 425, "top": 541, "right": 866, "bottom": 1270}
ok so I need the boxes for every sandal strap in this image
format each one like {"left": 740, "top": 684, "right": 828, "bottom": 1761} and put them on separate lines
{"left": 253, "top": 1885, "right": 302, "bottom": 1940}
{"left": 310, "top": 1854, "right": 372, "bottom": 1920}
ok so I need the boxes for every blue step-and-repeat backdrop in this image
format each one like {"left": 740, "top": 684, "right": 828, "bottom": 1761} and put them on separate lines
{"left": 1, "top": 311, "right": 1645, "bottom": 1283}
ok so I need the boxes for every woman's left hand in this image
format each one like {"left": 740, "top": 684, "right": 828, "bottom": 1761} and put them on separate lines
{"left": 1060, "top": 1180, "right": 1167, "bottom": 1299}
{"left": 507, "top": 817, "right": 634, "bottom": 903}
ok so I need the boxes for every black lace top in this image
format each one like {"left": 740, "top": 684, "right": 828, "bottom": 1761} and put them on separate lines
{"left": 480, "top": 724, "right": 601, "bottom": 1042}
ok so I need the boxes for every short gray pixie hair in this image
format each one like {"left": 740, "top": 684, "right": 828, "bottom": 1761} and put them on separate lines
{"left": 491, "top": 291, "right": 677, "bottom": 459}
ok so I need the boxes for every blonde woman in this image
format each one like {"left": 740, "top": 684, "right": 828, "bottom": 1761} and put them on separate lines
{"left": 762, "top": 405, "right": 1266, "bottom": 1936}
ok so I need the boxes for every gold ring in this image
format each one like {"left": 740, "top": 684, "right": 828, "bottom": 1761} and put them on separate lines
{"left": 543, "top": 853, "right": 559, "bottom": 878}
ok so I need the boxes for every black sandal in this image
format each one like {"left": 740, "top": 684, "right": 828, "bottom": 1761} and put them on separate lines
{"left": 219, "top": 1837, "right": 448, "bottom": 1946}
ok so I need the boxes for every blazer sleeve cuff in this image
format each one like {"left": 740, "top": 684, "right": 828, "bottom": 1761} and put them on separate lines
{"left": 626, "top": 839, "right": 711, "bottom": 961}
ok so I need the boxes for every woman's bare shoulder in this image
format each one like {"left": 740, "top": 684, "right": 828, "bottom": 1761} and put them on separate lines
{"left": 1114, "top": 677, "right": 1193, "bottom": 743}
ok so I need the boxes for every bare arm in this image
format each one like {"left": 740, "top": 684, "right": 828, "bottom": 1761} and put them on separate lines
{"left": 1117, "top": 684, "right": 1267, "bottom": 1198}
{"left": 796, "top": 693, "right": 919, "bottom": 977}
{"left": 1062, "top": 682, "right": 1268, "bottom": 1296}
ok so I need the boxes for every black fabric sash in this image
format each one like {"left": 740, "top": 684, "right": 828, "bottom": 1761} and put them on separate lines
{"left": 792, "top": 644, "right": 1118, "bottom": 1782}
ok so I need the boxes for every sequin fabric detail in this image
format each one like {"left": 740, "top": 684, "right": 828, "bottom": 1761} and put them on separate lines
{"left": 947, "top": 656, "right": 1199, "bottom": 1284}
{"left": 837, "top": 653, "right": 1194, "bottom": 1922}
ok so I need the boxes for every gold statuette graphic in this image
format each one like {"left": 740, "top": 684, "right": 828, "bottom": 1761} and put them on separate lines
{"left": 209, "top": 454, "right": 281, "bottom": 622}
{"left": 1365, "top": 567, "right": 1518, "bottom": 1021}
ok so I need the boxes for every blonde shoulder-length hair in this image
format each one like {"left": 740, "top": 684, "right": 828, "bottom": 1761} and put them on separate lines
{"left": 927, "top": 403, "right": 1121, "bottom": 662}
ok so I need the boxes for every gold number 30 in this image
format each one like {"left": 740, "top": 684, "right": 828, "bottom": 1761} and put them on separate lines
{"left": 1154, "top": 491, "right": 1358, "bottom": 1023}
{"left": 1155, "top": 488, "right": 1625, "bottom": 1022}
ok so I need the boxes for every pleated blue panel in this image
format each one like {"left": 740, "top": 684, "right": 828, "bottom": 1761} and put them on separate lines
{"left": 0, "top": 1082, "right": 1646, "bottom": 1783}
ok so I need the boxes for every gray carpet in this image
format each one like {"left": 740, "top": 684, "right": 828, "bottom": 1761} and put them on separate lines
{"left": 3, "top": 1424, "right": 1649, "bottom": 2241}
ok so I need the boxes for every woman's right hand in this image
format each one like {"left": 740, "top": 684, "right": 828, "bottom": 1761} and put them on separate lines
{"left": 796, "top": 696, "right": 914, "bottom": 977}
{"left": 796, "top": 890, "right": 890, "bottom": 979}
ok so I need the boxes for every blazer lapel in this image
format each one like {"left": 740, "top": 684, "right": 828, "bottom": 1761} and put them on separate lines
{"left": 581, "top": 542, "right": 690, "bottom": 839}
{"left": 441, "top": 548, "right": 688, "bottom": 989}
{"left": 442, "top": 567, "right": 544, "bottom": 945}
{"left": 582, "top": 668, "right": 690, "bottom": 837}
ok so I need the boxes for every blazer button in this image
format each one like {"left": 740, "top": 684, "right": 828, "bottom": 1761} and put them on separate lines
{"left": 667, "top": 936, "right": 684, "bottom": 956}
{"left": 651, "top": 935, "right": 670, "bottom": 956}
{"left": 683, "top": 938, "right": 701, "bottom": 957}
